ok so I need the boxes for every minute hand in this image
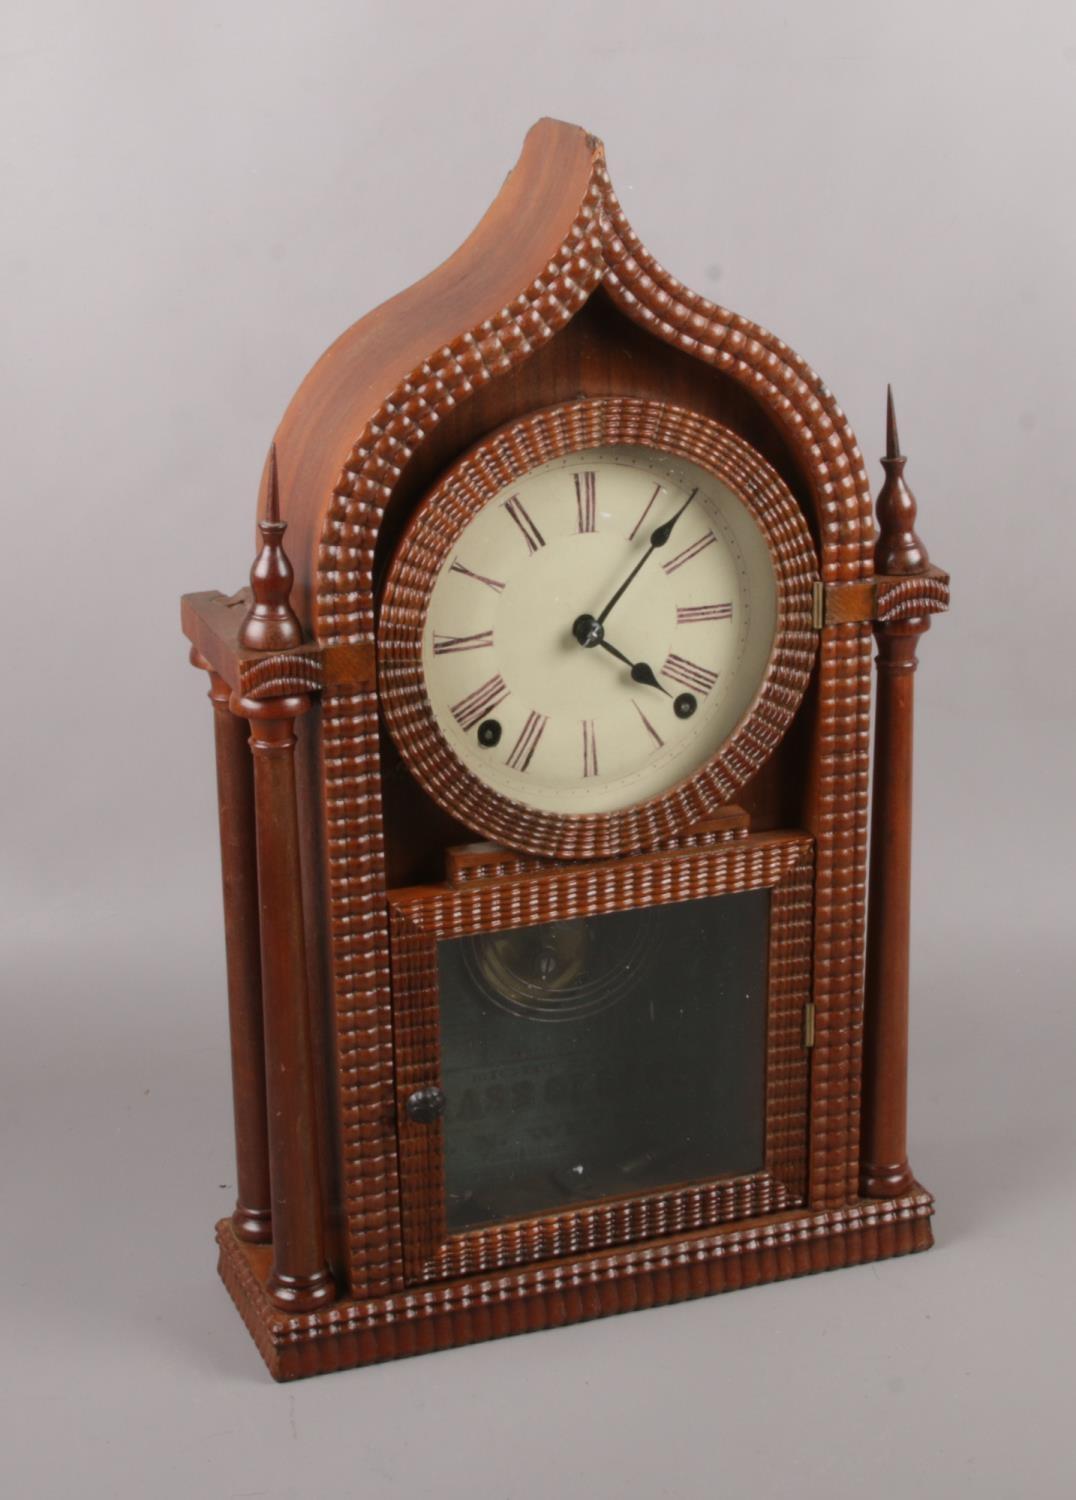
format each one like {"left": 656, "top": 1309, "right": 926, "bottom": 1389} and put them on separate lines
{"left": 596, "top": 488, "right": 697, "bottom": 625}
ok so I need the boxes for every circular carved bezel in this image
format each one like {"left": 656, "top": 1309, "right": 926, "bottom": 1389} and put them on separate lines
{"left": 378, "top": 398, "right": 818, "bottom": 860}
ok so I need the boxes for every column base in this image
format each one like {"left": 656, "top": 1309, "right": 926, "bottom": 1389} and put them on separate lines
{"left": 266, "top": 1266, "right": 337, "bottom": 1313}
{"left": 860, "top": 1159, "right": 915, "bottom": 1198}
{"left": 231, "top": 1203, "right": 273, "bottom": 1244}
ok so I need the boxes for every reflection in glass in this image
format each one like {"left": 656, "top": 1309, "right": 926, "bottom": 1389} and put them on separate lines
{"left": 437, "top": 889, "right": 770, "bottom": 1231}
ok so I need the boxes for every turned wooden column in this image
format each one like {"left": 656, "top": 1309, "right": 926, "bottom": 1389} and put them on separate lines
{"left": 230, "top": 443, "right": 334, "bottom": 1311}
{"left": 860, "top": 618, "right": 927, "bottom": 1196}
{"left": 191, "top": 649, "right": 273, "bottom": 1243}
{"left": 233, "top": 690, "right": 334, "bottom": 1310}
{"left": 860, "top": 390, "right": 947, "bottom": 1198}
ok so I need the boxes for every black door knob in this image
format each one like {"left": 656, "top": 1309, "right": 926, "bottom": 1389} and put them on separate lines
{"left": 406, "top": 1086, "right": 447, "bottom": 1124}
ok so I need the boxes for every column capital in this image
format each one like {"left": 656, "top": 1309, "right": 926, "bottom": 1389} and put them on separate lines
{"left": 229, "top": 692, "right": 311, "bottom": 723}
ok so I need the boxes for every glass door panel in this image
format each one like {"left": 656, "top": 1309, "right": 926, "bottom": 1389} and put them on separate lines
{"left": 437, "top": 890, "right": 769, "bottom": 1231}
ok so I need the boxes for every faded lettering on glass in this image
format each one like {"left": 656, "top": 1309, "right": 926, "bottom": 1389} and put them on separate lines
{"left": 437, "top": 888, "right": 770, "bottom": 1231}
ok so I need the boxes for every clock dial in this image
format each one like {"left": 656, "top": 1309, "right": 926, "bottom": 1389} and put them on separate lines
{"left": 419, "top": 445, "right": 779, "bottom": 815}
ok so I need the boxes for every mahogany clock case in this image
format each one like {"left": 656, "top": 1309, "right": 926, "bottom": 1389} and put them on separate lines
{"left": 180, "top": 118, "right": 949, "bottom": 1380}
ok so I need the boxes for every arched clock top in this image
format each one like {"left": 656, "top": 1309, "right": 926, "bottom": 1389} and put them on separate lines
{"left": 264, "top": 119, "right": 873, "bottom": 645}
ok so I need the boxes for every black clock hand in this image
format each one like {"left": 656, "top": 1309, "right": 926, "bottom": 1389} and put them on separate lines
{"left": 596, "top": 638, "right": 671, "bottom": 696}
{"left": 571, "top": 615, "right": 671, "bottom": 695}
{"left": 595, "top": 487, "right": 697, "bottom": 626}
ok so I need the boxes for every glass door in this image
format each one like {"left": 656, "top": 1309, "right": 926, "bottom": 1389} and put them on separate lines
{"left": 389, "top": 832, "right": 813, "bottom": 1283}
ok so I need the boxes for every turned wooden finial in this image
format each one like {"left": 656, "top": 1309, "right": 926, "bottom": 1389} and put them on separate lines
{"left": 238, "top": 443, "right": 304, "bottom": 651}
{"left": 875, "top": 386, "right": 929, "bottom": 576}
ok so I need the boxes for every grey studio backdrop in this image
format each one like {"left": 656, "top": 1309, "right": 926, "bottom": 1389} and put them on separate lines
{"left": 3, "top": 2, "right": 1074, "bottom": 1496}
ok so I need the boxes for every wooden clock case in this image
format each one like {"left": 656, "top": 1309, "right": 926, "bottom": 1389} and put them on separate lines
{"left": 181, "top": 119, "right": 949, "bottom": 1380}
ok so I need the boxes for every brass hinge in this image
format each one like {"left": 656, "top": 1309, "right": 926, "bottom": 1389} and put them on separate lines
{"left": 811, "top": 580, "right": 825, "bottom": 630}
{"left": 812, "top": 578, "right": 876, "bottom": 629}
{"left": 804, "top": 1002, "right": 816, "bottom": 1049}
{"left": 812, "top": 574, "right": 950, "bottom": 630}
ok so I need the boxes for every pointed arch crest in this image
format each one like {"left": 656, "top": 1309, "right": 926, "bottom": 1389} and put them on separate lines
{"left": 270, "top": 119, "right": 872, "bottom": 648}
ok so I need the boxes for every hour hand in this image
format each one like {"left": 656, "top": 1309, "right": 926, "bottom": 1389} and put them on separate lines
{"left": 571, "top": 614, "right": 670, "bottom": 695}
{"left": 598, "top": 638, "right": 671, "bottom": 696}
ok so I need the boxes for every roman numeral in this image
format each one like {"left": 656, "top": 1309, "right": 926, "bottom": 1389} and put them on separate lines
{"left": 574, "top": 471, "right": 597, "bottom": 532}
{"left": 676, "top": 602, "right": 733, "bottom": 623}
{"left": 581, "top": 719, "right": 599, "bottom": 777}
{"left": 503, "top": 494, "right": 545, "bottom": 554}
{"left": 661, "top": 531, "right": 717, "bottom": 574}
{"left": 628, "top": 483, "right": 662, "bottom": 541}
{"left": 506, "top": 710, "right": 548, "bottom": 771}
{"left": 450, "top": 674, "right": 509, "bottom": 731}
{"left": 432, "top": 630, "right": 494, "bottom": 655}
{"left": 661, "top": 654, "right": 718, "bottom": 694}
{"left": 632, "top": 699, "right": 664, "bottom": 749}
{"left": 449, "top": 558, "right": 505, "bottom": 593}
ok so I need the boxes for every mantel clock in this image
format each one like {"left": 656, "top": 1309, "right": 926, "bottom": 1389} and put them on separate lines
{"left": 181, "top": 120, "right": 950, "bottom": 1380}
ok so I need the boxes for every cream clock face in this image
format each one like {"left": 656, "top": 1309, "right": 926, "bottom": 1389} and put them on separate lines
{"left": 419, "top": 444, "right": 779, "bottom": 815}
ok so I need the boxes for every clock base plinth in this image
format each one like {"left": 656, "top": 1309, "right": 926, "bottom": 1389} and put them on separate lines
{"left": 215, "top": 1188, "right": 935, "bottom": 1382}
